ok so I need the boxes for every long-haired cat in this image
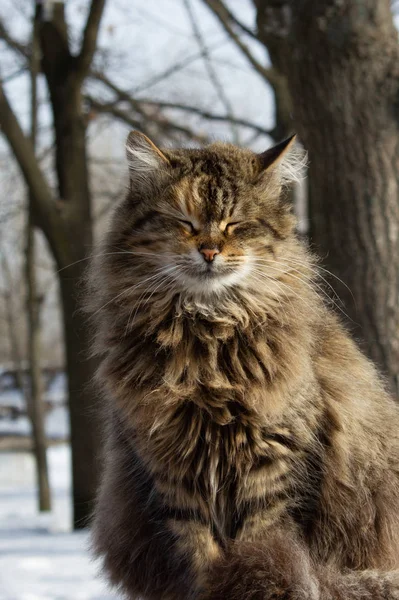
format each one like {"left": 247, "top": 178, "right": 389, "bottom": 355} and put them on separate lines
{"left": 89, "top": 131, "right": 399, "bottom": 599}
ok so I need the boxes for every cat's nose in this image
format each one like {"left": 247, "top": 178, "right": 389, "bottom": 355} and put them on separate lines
{"left": 199, "top": 246, "right": 220, "bottom": 262}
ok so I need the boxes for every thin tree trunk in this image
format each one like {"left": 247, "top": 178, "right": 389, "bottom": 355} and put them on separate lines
{"left": 1, "top": 255, "right": 26, "bottom": 397}
{"left": 255, "top": 0, "right": 399, "bottom": 395}
{"left": 26, "top": 219, "right": 51, "bottom": 511}
{"left": 25, "top": 5, "right": 51, "bottom": 513}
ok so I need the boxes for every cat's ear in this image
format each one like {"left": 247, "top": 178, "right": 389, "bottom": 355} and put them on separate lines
{"left": 257, "top": 135, "right": 307, "bottom": 187}
{"left": 126, "top": 131, "right": 170, "bottom": 186}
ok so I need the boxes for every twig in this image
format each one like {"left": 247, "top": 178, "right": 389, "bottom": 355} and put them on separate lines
{"left": 182, "top": 0, "right": 239, "bottom": 143}
{"left": 75, "top": 0, "right": 106, "bottom": 84}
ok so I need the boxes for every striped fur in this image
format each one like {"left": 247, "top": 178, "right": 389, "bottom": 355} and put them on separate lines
{"left": 89, "top": 132, "right": 399, "bottom": 599}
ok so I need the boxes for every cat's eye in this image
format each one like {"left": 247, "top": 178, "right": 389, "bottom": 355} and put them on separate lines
{"left": 224, "top": 222, "right": 241, "bottom": 235}
{"left": 178, "top": 220, "right": 197, "bottom": 234}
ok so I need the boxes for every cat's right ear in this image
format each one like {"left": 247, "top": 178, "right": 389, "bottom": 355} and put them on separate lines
{"left": 126, "top": 131, "right": 170, "bottom": 188}
{"left": 256, "top": 135, "right": 307, "bottom": 190}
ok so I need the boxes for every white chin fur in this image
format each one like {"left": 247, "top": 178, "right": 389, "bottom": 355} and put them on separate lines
{"left": 176, "top": 254, "right": 252, "bottom": 296}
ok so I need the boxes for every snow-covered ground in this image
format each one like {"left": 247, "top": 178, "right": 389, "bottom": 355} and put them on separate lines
{"left": 0, "top": 445, "right": 119, "bottom": 600}
{"left": 0, "top": 372, "right": 69, "bottom": 440}
{"left": 0, "top": 405, "right": 69, "bottom": 440}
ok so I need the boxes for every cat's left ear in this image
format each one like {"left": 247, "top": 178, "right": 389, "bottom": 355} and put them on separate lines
{"left": 257, "top": 134, "right": 307, "bottom": 187}
{"left": 126, "top": 131, "right": 171, "bottom": 187}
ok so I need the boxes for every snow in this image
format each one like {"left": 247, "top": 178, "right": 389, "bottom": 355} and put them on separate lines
{"left": 0, "top": 405, "right": 69, "bottom": 440}
{"left": 0, "top": 445, "right": 119, "bottom": 600}
{"left": 0, "top": 389, "right": 25, "bottom": 411}
{"left": 0, "top": 372, "right": 69, "bottom": 440}
{"left": 45, "top": 373, "right": 67, "bottom": 406}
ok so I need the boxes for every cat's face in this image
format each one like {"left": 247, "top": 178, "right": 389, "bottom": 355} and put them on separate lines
{"left": 107, "top": 133, "right": 302, "bottom": 298}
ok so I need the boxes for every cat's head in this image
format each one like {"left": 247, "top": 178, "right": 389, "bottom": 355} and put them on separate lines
{"left": 106, "top": 131, "right": 306, "bottom": 299}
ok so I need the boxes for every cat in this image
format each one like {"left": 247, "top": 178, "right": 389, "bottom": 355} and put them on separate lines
{"left": 89, "top": 130, "right": 399, "bottom": 599}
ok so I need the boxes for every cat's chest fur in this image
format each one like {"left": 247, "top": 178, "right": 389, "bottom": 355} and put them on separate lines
{"left": 105, "top": 305, "right": 311, "bottom": 529}
{"left": 124, "top": 319, "right": 306, "bottom": 524}
{"left": 132, "top": 388, "right": 304, "bottom": 536}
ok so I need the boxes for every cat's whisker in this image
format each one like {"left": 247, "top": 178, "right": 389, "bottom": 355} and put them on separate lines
{"left": 58, "top": 249, "right": 185, "bottom": 275}
{"left": 249, "top": 268, "right": 320, "bottom": 318}
{"left": 245, "top": 272, "right": 291, "bottom": 324}
{"left": 250, "top": 260, "right": 353, "bottom": 323}
{"left": 248, "top": 269, "right": 295, "bottom": 313}
{"left": 127, "top": 277, "right": 171, "bottom": 333}
{"left": 286, "top": 257, "right": 357, "bottom": 309}
{"left": 125, "top": 279, "right": 170, "bottom": 335}
{"left": 127, "top": 266, "right": 180, "bottom": 308}
{"left": 126, "top": 266, "right": 184, "bottom": 333}
{"left": 141, "top": 267, "right": 183, "bottom": 306}
{"left": 251, "top": 254, "right": 356, "bottom": 308}
{"left": 91, "top": 285, "right": 142, "bottom": 319}
{"left": 124, "top": 274, "right": 169, "bottom": 336}
{"left": 92, "top": 268, "right": 175, "bottom": 321}
{"left": 251, "top": 270, "right": 329, "bottom": 320}
{"left": 249, "top": 269, "right": 296, "bottom": 309}
{"left": 57, "top": 250, "right": 153, "bottom": 273}
{"left": 272, "top": 262, "right": 350, "bottom": 319}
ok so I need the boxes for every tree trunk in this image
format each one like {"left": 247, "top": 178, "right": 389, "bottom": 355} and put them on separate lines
{"left": 1, "top": 255, "right": 26, "bottom": 396}
{"left": 51, "top": 80, "right": 100, "bottom": 531}
{"left": 26, "top": 220, "right": 51, "bottom": 512}
{"left": 59, "top": 261, "right": 100, "bottom": 528}
{"left": 26, "top": 5, "right": 51, "bottom": 513}
{"left": 47, "top": 88, "right": 100, "bottom": 529}
{"left": 37, "top": 3, "right": 101, "bottom": 527}
{"left": 0, "top": 0, "right": 105, "bottom": 529}
{"left": 255, "top": 0, "right": 399, "bottom": 395}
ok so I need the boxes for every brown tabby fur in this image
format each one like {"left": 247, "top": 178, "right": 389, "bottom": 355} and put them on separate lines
{"left": 89, "top": 131, "right": 399, "bottom": 599}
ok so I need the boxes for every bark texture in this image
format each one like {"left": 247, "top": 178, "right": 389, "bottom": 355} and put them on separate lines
{"left": 255, "top": 0, "right": 399, "bottom": 395}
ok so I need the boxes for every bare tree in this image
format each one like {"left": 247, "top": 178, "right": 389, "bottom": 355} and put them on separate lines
{"left": 25, "top": 9, "right": 51, "bottom": 512}
{"left": 0, "top": 0, "right": 106, "bottom": 528}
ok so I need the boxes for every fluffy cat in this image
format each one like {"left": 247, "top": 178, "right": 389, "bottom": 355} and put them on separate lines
{"left": 89, "top": 131, "right": 399, "bottom": 599}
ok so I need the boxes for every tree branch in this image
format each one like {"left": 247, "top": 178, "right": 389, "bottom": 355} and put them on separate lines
{"left": 88, "top": 96, "right": 209, "bottom": 143}
{"left": 88, "top": 72, "right": 211, "bottom": 141}
{"left": 201, "top": 0, "right": 278, "bottom": 87}
{"left": 0, "top": 66, "right": 27, "bottom": 84}
{"left": 129, "top": 39, "right": 227, "bottom": 95}
{"left": 133, "top": 99, "right": 272, "bottom": 136}
{"left": 75, "top": 0, "right": 106, "bottom": 84}
{"left": 87, "top": 69, "right": 273, "bottom": 139}
{"left": 0, "top": 18, "right": 29, "bottom": 59}
{"left": 89, "top": 71, "right": 271, "bottom": 143}
{"left": 38, "top": 2, "right": 71, "bottom": 85}
{"left": 202, "top": 0, "right": 293, "bottom": 140}
{"left": 0, "top": 83, "right": 61, "bottom": 260}
{"left": 222, "top": 7, "right": 259, "bottom": 41}
{"left": 183, "top": 0, "right": 239, "bottom": 143}
{"left": 90, "top": 70, "right": 144, "bottom": 112}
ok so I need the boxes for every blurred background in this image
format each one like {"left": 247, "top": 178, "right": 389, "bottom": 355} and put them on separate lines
{"left": 0, "top": 0, "right": 398, "bottom": 598}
